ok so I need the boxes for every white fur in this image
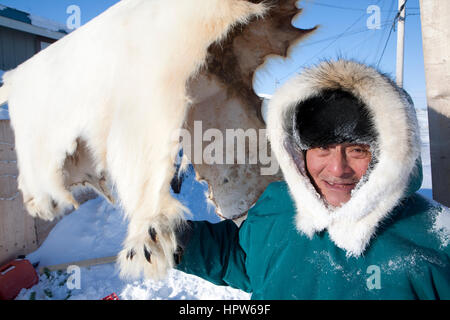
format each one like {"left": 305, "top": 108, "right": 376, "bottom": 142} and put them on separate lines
{"left": 0, "top": 0, "right": 268, "bottom": 279}
{"left": 266, "top": 60, "right": 421, "bottom": 257}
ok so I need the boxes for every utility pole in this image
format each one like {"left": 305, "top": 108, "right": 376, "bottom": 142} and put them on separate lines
{"left": 396, "top": 0, "right": 406, "bottom": 87}
{"left": 420, "top": 0, "right": 450, "bottom": 207}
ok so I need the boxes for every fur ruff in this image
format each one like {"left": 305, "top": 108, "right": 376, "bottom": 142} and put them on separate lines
{"left": 266, "top": 59, "right": 421, "bottom": 257}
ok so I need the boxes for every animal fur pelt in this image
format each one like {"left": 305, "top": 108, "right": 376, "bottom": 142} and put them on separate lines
{"left": 266, "top": 59, "right": 422, "bottom": 257}
{"left": 0, "top": 0, "right": 314, "bottom": 279}
{"left": 185, "top": 0, "right": 315, "bottom": 223}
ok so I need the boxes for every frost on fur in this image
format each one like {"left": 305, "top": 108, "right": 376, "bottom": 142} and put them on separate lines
{"left": 0, "top": 0, "right": 314, "bottom": 279}
{"left": 266, "top": 59, "right": 422, "bottom": 257}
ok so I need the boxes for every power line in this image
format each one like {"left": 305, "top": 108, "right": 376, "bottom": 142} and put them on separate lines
{"left": 348, "top": 23, "right": 391, "bottom": 54}
{"left": 374, "top": 0, "right": 396, "bottom": 61}
{"left": 304, "top": 0, "right": 409, "bottom": 13}
{"left": 305, "top": 1, "right": 370, "bottom": 12}
{"left": 297, "top": 21, "right": 392, "bottom": 48}
{"left": 273, "top": 0, "right": 416, "bottom": 84}
{"left": 376, "top": 0, "right": 409, "bottom": 67}
{"left": 376, "top": 21, "right": 395, "bottom": 66}
{"left": 277, "top": 0, "right": 384, "bottom": 82}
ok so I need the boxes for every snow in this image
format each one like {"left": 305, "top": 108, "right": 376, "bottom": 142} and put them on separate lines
{"left": 383, "top": 247, "right": 445, "bottom": 276}
{"left": 18, "top": 264, "right": 247, "bottom": 301}
{"left": 14, "top": 107, "right": 435, "bottom": 300}
{"left": 16, "top": 166, "right": 248, "bottom": 300}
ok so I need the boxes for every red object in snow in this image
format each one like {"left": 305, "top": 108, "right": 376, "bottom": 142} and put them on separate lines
{"left": 102, "top": 293, "right": 120, "bottom": 300}
{"left": 0, "top": 259, "right": 39, "bottom": 300}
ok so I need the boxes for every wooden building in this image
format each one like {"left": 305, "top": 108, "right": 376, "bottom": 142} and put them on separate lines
{"left": 0, "top": 5, "right": 68, "bottom": 72}
{"left": 0, "top": 6, "right": 68, "bottom": 265}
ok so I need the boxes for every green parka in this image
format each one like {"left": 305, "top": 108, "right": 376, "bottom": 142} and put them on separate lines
{"left": 176, "top": 60, "right": 450, "bottom": 300}
{"left": 176, "top": 181, "right": 450, "bottom": 299}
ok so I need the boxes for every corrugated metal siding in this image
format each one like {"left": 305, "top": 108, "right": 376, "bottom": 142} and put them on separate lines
{"left": 0, "top": 26, "right": 37, "bottom": 71}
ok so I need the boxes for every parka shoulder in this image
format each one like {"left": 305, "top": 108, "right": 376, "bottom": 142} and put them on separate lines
{"left": 246, "top": 181, "right": 295, "bottom": 220}
{"left": 374, "top": 193, "right": 450, "bottom": 258}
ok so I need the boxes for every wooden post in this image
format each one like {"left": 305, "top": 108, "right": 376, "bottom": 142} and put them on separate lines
{"left": 0, "top": 119, "right": 58, "bottom": 265}
{"left": 420, "top": 0, "right": 450, "bottom": 207}
{"left": 0, "top": 119, "right": 37, "bottom": 265}
{"left": 39, "top": 256, "right": 117, "bottom": 275}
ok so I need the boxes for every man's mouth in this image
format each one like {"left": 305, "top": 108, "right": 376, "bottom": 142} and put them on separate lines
{"left": 323, "top": 180, "right": 357, "bottom": 192}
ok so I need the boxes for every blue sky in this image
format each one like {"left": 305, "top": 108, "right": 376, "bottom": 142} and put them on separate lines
{"left": 0, "top": 0, "right": 427, "bottom": 108}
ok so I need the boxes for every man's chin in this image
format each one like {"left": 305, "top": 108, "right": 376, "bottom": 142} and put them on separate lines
{"left": 321, "top": 185, "right": 354, "bottom": 207}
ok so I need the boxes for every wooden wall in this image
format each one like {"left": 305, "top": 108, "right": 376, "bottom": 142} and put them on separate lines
{"left": 0, "top": 119, "right": 57, "bottom": 265}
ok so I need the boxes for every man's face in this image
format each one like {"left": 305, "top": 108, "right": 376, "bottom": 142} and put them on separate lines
{"left": 305, "top": 143, "right": 372, "bottom": 207}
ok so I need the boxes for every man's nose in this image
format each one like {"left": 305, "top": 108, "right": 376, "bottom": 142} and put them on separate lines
{"left": 327, "top": 150, "right": 352, "bottom": 177}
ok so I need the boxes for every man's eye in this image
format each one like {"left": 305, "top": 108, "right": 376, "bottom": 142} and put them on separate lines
{"left": 348, "top": 147, "right": 370, "bottom": 158}
{"left": 311, "top": 147, "right": 330, "bottom": 157}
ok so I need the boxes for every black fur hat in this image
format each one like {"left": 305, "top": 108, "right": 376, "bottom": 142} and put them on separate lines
{"left": 292, "top": 89, "right": 377, "bottom": 150}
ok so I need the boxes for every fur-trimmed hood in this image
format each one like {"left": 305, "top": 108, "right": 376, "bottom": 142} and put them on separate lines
{"left": 266, "top": 59, "right": 422, "bottom": 257}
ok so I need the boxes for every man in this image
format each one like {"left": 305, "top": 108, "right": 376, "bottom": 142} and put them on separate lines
{"left": 175, "top": 60, "right": 450, "bottom": 299}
